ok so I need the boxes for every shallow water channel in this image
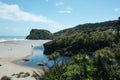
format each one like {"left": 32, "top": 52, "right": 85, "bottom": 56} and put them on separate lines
{"left": 20, "top": 45, "right": 71, "bottom": 68}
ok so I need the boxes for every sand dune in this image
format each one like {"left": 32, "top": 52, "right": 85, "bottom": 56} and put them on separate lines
{"left": 0, "top": 40, "right": 49, "bottom": 80}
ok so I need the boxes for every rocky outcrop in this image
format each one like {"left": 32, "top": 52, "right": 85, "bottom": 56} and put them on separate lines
{"left": 26, "top": 29, "right": 53, "bottom": 40}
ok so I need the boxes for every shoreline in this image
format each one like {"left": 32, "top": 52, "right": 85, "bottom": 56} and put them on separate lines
{"left": 0, "top": 40, "right": 50, "bottom": 80}
{"left": 11, "top": 45, "right": 41, "bottom": 70}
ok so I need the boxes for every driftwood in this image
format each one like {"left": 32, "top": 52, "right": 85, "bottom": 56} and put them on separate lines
{"left": 22, "top": 58, "right": 30, "bottom": 61}
{"left": 37, "top": 62, "right": 48, "bottom": 66}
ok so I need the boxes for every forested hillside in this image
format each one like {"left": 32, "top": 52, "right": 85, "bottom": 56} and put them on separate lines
{"left": 44, "top": 19, "right": 120, "bottom": 56}
{"left": 54, "top": 20, "right": 118, "bottom": 39}
{"left": 26, "top": 20, "right": 119, "bottom": 40}
{"left": 35, "top": 18, "right": 120, "bottom": 80}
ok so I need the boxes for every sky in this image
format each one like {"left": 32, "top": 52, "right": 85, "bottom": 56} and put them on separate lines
{"left": 0, "top": 0, "right": 120, "bottom": 36}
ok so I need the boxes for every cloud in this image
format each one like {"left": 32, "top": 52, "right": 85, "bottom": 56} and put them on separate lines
{"left": 56, "top": 2, "right": 64, "bottom": 6}
{"left": 114, "top": 8, "right": 119, "bottom": 12}
{"left": 0, "top": 2, "right": 52, "bottom": 23}
{"left": 0, "top": 2, "right": 63, "bottom": 30}
{"left": 57, "top": 7, "right": 73, "bottom": 14}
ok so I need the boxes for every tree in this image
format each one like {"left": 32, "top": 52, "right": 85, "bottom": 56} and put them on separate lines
{"left": 93, "top": 48, "right": 120, "bottom": 80}
{"left": 48, "top": 52, "right": 60, "bottom": 68}
{"left": 117, "top": 17, "right": 120, "bottom": 38}
{"left": 114, "top": 17, "right": 120, "bottom": 43}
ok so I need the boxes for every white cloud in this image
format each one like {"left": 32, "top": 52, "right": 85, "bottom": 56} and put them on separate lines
{"left": 0, "top": 2, "right": 63, "bottom": 30}
{"left": 0, "top": 2, "right": 52, "bottom": 23}
{"left": 58, "top": 7, "right": 73, "bottom": 14}
{"left": 56, "top": 2, "right": 64, "bottom": 6}
{"left": 58, "top": 10, "right": 71, "bottom": 14}
{"left": 114, "top": 8, "right": 119, "bottom": 12}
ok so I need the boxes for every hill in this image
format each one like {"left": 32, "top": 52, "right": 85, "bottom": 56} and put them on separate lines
{"left": 31, "top": 18, "right": 120, "bottom": 80}
{"left": 26, "top": 29, "right": 53, "bottom": 40}
{"left": 44, "top": 19, "right": 120, "bottom": 56}
{"left": 54, "top": 20, "right": 119, "bottom": 39}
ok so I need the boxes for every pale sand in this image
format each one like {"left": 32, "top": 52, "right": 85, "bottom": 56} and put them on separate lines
{"left": 0, "top": 40, "right": 50, "bottom": 80}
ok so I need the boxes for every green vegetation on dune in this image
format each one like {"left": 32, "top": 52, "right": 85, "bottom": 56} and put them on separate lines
{"left": 34, "top": 48, "right": 120, "bottom": 80}
{"left": 29, "top": 18, "right": 120, "bottom": 80}
{"left": 44, "top": 18, "right": 120, "bottom": 55}
{"left": 44, "top": 29, "right": 119, "bottom": 56}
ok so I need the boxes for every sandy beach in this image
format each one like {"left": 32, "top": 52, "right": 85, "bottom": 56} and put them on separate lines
{"left": 0, "top": 40, "right": 49, "bottom": 80}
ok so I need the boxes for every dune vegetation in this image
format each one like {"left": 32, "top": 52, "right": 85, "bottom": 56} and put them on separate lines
{"left": 37, "top": 18, "right": 120, "bottom": 80}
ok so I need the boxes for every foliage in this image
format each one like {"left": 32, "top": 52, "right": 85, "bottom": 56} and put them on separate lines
{"left": 48, "top": 52, "right": 59, "bottom": 61}
{"left": 33, "top": 57, "right": 66, "bottom": 80}
{"left": 54, "top": 20, "right": 119, "bottom": 39}
{"left": 34, "top": 48, "right": 120, "bottom": 80}
{"left": 93, "top": 48, "right": 120, "bottom": 80}
{"left": 0, "top": 76, "right": 11, "bottom": 80}
{"left": 36, "top": 18, "right": 120, "bottom": 80}
{"left": 44, "top": 29, "right": 119, "bottom": 55}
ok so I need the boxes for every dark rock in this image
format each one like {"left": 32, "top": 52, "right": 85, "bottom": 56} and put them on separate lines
{"left": 22, "top": 58, "right": 30, "bottom": 61}
{"left": 37, "top": 62, "right": 48, "bottom": 66}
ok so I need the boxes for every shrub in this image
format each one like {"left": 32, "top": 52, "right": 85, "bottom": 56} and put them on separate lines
{"left": 1, "top": 76, "right": 11, "bottom": 80}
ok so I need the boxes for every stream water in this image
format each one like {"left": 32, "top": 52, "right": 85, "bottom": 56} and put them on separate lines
{"left": 20, "top": 45, "right": 71, "bottom": 68}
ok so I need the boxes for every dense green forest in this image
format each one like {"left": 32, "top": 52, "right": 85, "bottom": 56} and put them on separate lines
{"left": 44, "top": 19, "right": 120, "bottom": 56}
{"left": 53, "top": 20, "right": 118, "bottom": 39}
{"left": 35, "top": 18, "right": 120, "bottom": 80}
{"left": 26, "top": 29, "right": 53, "bottom": 40}
{"left": 44, "top": 29, "right": 119, "bottom": 56}
{"left": 34, "top": 47, "right": 120, "bottom": 80}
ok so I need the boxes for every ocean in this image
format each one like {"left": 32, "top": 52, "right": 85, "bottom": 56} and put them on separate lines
{"left": 0, "top": 36, "right": 26, "bottom": 42}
